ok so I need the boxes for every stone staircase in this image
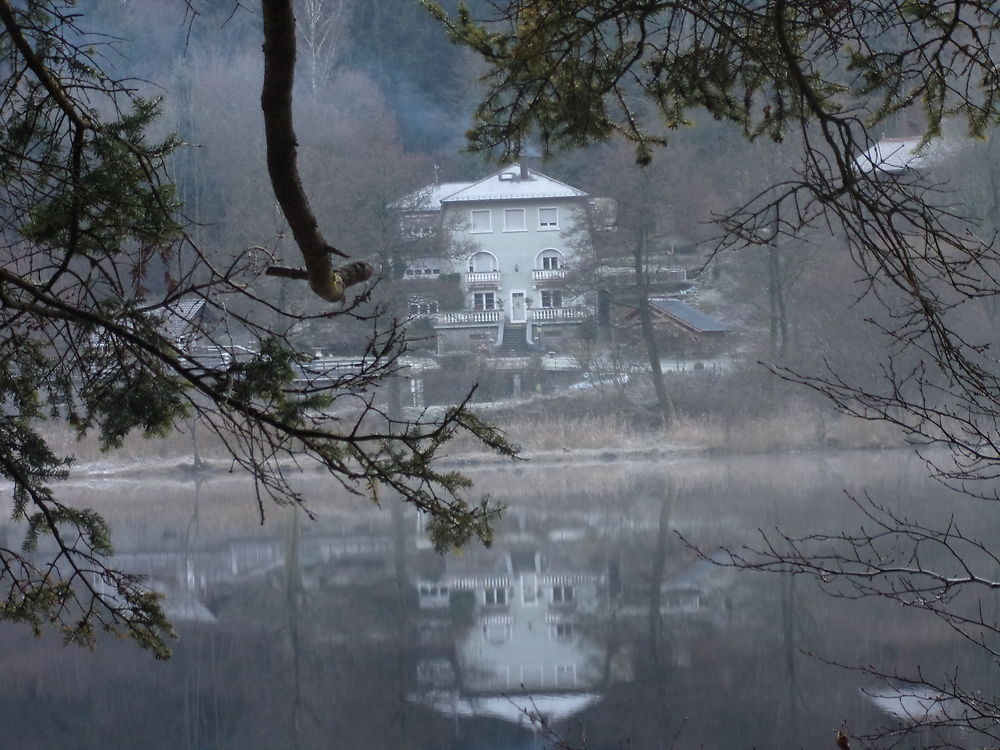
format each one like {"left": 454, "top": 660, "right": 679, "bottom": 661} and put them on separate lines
{"left": 495, "top": 324, "right": 534, "bottom": 355}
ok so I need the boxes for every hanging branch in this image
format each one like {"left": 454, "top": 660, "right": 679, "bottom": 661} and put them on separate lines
{"left": 260, "top": 0, "right": 372, "bottom": 303}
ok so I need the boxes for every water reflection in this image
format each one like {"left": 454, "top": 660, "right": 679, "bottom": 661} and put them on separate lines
{"left": 0, "top": 452, "right": 986, "bottom": 749}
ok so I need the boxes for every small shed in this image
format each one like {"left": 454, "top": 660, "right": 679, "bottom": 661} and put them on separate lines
{"left": 616, "top": 298, "right": 729, "bottom": 355}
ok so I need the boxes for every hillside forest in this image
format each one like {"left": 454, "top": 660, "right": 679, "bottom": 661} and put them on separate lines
{"left": 89, "top": 0, "right": 1000, "bottom": 401}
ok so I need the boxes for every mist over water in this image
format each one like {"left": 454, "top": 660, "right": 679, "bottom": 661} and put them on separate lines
{"left": 0, "top": 451, "right": 983, "bottom": 750}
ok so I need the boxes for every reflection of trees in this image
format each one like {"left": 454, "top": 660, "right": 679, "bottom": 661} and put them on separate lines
{"left": 2, "top": 458, "right": 973, "bottom": 748}
{"left": 646, "top": 475, "right": 677, "bottom": 670}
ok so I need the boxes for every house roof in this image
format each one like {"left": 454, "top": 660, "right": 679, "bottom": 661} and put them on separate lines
{"left": 397, "top": 165, "right": 589, "bottom": 212}
{"left": 155, "top": 296, "right": 208, "bottom": 341}
{"left": 648, "top": 299, "right": 729, "bottom": 333}
{"left": 855, "top": 136, "right": 951, "bottom": 174}
{"left": 394, "top": 181, "right": 475, "bottom": 212}
{"left": 443, "top": 164, "right": 589, "bottom": 203}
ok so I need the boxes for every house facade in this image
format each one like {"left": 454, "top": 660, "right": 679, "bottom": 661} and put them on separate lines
{"left": 397, "top": 164, "right": 595, "bottom": 355}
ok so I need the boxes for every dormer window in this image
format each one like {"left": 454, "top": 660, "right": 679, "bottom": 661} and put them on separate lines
{"left": 538, "top": 207, "right": 558, "bottom": 229}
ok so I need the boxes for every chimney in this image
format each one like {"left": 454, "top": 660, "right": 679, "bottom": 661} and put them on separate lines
{"left": 519, "top": 143, "right": 542, "bottom": 180}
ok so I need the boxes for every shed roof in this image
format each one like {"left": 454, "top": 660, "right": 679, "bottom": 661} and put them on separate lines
{"left": 648, "top": 299, "right": 729, "bottom": 333}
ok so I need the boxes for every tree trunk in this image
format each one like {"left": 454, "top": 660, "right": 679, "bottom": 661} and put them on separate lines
{"left": 767, "top": 244, "right": 788, "bottom": 359}
{"left": 260, "top": 0, "right": 372, "bottom": 303}
{"left": 634, "top": 227, "right": 676, "bottom": 428}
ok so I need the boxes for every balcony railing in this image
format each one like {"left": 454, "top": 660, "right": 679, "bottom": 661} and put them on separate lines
{"left": 532, "top": 268, "right": 568, "bottom": 283}
{"left": 434, "top": 309, "right": 502, "bottom": 325}
{"left": 529, "top": 305, "right": 593, "bottom": 322}
{"left": 465, "top": 271, "right": 501, "bottom": 290}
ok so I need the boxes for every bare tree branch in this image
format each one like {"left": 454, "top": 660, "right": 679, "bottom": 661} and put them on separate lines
{"left": 260, "top": 0, "right": 372, "bottom": 303}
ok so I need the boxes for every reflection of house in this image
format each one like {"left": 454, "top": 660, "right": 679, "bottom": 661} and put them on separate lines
{"left": 111, "top": 532, "right": 395, "bottom": 623}
{"left": 396, "top": 164, "right": 595, "bottom": 355}
{"left": 413, "top": 545, "right": 607, "bottom": 724}
{"left": 618, "top": 550, "right": 738, "bottom": 627}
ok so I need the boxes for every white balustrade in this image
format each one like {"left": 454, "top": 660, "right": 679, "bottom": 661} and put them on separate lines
{"left": 434, "top": 309, "right": 502, "bottom": 325}
{"left": 465, "top": 271, "right": 501, "bottom": 288}
{"left": 532, "top": 268, "right": 568, "bottom": 282}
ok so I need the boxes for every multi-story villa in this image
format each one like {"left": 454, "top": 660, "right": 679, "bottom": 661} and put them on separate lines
{"left": 397, "top": 163, "right": 596, "bottom": 355}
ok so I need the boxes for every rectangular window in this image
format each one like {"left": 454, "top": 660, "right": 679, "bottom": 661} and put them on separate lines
{"left": 471, "top": 209, "right": 492, "bottom": 233}
{"left": 504, "top": 208, "right": 526, "bottom": 232}
{"left": 541, "top": 290, "right": 563, "bottom": 308}
{"left": 403, "top": 261, "right": 442, "bottom": 279}
{"left": 552, "top": 584, "right": 574, "bottom": 603}
{"left": 554, "top": 623, "right": 574, "bottom": 640}
{"left": 538, "top": 207, "right": 558, "bottom": 229}
{"left": 484, "top": 587, "right": 507, "bottom": 606}
{"left": 542, "top": 255, "right": 560, "bottom": 270}
{"left": 473, "top": 292, "right": 496, "bottom": 311}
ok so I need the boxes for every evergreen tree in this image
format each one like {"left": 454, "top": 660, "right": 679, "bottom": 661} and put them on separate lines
{"left": 0, "top": 0, "right": 513, "bottom": 658}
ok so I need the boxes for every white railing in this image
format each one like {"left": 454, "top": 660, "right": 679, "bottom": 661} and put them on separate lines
{"left": 434, "top": 309, "right": 501, "bottom": 325}
{"left": 465, "top": 271, "right": 501, "bottom": 288}
{"left": 529, "top": 305, "right": 593, "bottom": 322}
{"left": 532, "top": 268, "right": 568, "bottom": 282}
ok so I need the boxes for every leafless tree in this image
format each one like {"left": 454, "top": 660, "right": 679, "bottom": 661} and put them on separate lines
{"left": 427, "top": 0, "right": 1000, "bottom": 743}
{"left": 295, "top": 0, "right": 351, "bottom": 94}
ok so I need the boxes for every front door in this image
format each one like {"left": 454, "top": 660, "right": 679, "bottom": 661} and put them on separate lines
{"left": 510, "top": 292, "right": 526, "bottom": 323}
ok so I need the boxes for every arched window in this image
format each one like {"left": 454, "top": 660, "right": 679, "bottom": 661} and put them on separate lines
{"left": 537, "top": 248, "right": 563, "bottom": 270}
{"left": 468, "top": 251, "right": 498, "bottom": 273}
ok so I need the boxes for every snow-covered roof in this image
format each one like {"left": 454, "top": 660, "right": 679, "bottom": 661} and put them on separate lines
{"left": 395, "top": 165, "right": 588, "bottom": 213}
{"left": 855, "top": 136, "right": 950, "bottom": 174}
{"left": 394, "top": 181, "right": 475, "bottom": 212}
{"left": 155, "top": 296, "right": 208, "bottom": 341}
{"left": 442, "top": 164, "right": 589, "bottom": 203}
{"left": 392, "top": 164, "right": 587, "bottom": 212}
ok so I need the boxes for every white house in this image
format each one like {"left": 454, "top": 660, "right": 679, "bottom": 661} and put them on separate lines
{"left": 397, "top": 163, "right": 596, "bottom": 355}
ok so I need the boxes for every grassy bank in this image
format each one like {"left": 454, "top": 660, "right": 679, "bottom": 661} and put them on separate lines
{"left": 35, "top": 388, "right": 903, "bottom": 478}
{"left": 450, "top": 393, "right": 902, "bottom": 458}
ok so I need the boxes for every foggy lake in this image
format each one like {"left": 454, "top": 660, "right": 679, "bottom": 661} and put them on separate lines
{"left": 1, "top": 450, "right": 991, "bottom": 750}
